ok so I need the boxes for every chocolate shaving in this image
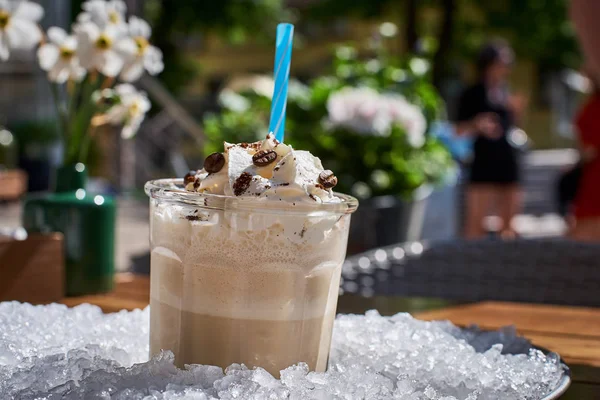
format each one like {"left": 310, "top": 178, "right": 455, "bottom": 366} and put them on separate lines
{"left": 266, "top": 133, "right": 280, "bottom": 144}
{"left": 186, "top": 215, "right": 201, "bottom": 221}
{"left": 233, "top": 172, "right": 253, "bottom": 196}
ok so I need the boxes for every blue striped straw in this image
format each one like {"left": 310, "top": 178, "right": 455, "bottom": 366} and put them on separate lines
{"left": 268, "top": 23, "right": 294, "bottom": 143}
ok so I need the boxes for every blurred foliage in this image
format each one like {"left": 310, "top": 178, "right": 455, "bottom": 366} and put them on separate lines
{"left": 475, "top": 0, "right": 579, "bottom": 70}
{"left": 203, "top": 45, "right": 454, "bottom": 199}
{"left": 68, "top": 1, "right": 292, "bottom": 94}
{"left": 144, "top": 0, "right": 292, "bottom": 43}
{"left": 74, "top": 0, "right": 578, "bottom": 93}
{"left": 299, "top": 0, "right": 579, "bottom": 80}
{"left": 299, "top": 0, "right": 399, "bottom": 20}
{"left": 143, "top": 0, "right": 294, "bottom": 94}
{"left": 203, "top": 99, "right": 270, "bottom": 156}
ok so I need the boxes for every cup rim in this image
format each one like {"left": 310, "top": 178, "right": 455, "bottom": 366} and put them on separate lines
{"left": 145, "top": 178, "right": 359, "bottom": 216}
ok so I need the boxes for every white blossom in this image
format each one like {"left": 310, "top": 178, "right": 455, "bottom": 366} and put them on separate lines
{"left": 100, "top": 84, "right": 150, "bottom": 139}
{"left": 75, "top": 20, "right": 124, "bottom": 77}
{"left": 326, "top": 87, "right": 427, "bottom": 147}
{"left": 0, "top": 0, "right": 43, "bottom": 61}
{"left": 385, "top": 93, "right": 427, "bottom": 148}
{"left": 226, "top": 75, "right": 275, "bottom": 98}
{"left": 288, "top": 79, "right": 311, "bottom": 103}
{"left": 326, "top": 87, "right": 393, "bottom": 137}
{"left": 219, "top": 89, "right": 250, "bottom": 113}
{"left": 115, "top": 16, "right": 163, "bottom": 82}
{"left": 78, "top": 0, "right": 127, "bottom": 32}
{"left": 37, "top": 27, "right": 86, "bottom": 83}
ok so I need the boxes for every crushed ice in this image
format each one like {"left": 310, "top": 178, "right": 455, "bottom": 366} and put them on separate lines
{"left": 0, "top": 303, "right": 565, "bottom": 399}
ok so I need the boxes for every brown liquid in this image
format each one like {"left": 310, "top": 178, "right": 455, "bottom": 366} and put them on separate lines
{"left": 149, "top": 208, "right": 349, "bottom": 377}
{"left": 150, "top": 299, "right": 334, "bottom": 376}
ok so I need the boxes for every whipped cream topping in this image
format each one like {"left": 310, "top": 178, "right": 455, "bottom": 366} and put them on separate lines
{"left": 185, "top": 134, "right": 340, "bottom": 203}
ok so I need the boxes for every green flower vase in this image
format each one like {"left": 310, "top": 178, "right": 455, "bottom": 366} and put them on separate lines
{"left": 22, "top": 163, "right": 116, "bottom": 296}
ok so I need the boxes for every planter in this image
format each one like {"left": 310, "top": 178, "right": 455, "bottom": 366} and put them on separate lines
{"left": 347, "top": 185, "right": 432, "bottom": 255}
{"left": 21, "top": 164, "right": 116, "bottom": 296}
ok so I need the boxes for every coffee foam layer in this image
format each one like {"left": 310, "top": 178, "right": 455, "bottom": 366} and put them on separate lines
{"left": 150, "top": 203, "right": 348, "bottom": 320}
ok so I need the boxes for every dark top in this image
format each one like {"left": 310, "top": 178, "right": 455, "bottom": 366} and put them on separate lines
{"left": 457, "top": 82, "right": 519, "bottom": 184}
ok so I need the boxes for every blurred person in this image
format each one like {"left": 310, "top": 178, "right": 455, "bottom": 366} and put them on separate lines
{"left": 569, "top": 74, "right": 600, "bottom": 240}
{"left": 432, "top": 115, "right": 501, "bottom": 165}
{"left": 569, "top": 1, "right": 600, "bottom": 240}
{"left": 455, "top": 40, "right": 528, "bottom": 239}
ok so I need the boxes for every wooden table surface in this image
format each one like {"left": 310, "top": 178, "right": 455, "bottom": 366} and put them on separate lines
{"left": 60, "top": 273, "right": 600, "bottom": 399}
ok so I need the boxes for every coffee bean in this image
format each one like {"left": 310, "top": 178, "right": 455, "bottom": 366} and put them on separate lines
{"left": 183, "top": 170, "right": 197, "bottom": 185}
{"left": 204, "top": 152, "right": 225, "bottom": 173}
{"left": 233, "top": 172, "right": 253, "bottom": 196}
{"left": 318, "top": 170, "right": 338, "bottom": 189}
{"left": 252, "top": 150, "right": 277, "bottom": 167}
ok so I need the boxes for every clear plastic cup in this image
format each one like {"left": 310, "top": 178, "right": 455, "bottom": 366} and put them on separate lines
{"left": 145, "top": 178, "right": 358, "bottom": 376}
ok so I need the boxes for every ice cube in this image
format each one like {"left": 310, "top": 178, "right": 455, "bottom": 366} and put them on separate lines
{"left": 0, "top": 302, "right": 565, "bottom": 400}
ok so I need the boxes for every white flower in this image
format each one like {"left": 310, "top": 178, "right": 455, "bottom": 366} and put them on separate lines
{"left": 224, "top": 75, "right": 279, "bottom": 99}
{"left": 115, "top": 16, "right": 163, "bottom": 82}
{"left": 102, "top": 84, "right": 150, "bottom": 139}
{"left": 37, "top": 27, "right": 86, "bottom": 83}
{"left": 288, "top": 79, "right": 311, "bottom": 103}
{"left": 78, "top": 0, "right": 126, "bottom": 31}
{"left": 0, "top": 0, "right": 44, "bottom": 61}
{"left": 384, "top": 94, "right": 427, "bottom": 147}
{"left": 92, "top": 87, "right": 115, "bottom": 103}
{"left": 219, "top": 89, "right": 250, "bottom": 113}
{"left": 249, "top": 76, "right": 275, "bottom": 98}
{"left": 75, "top": 21, "right": 124, "bottom": 77}
{"left": 326, "top": 87, "right": 427, "bottom": 147}
{"left": 327, "top": 87, "right": 393, "bottom": 137}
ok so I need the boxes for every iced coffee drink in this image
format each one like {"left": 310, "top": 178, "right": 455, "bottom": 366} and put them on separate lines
{"left": 146, "top": 134, "right": 358, "bottom": 376}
